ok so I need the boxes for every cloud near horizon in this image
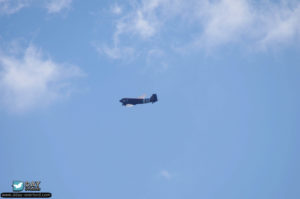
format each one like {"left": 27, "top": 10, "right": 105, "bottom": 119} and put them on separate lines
{"left": 0, "top": 44, "right": 84, "bottom": 112}
{"left": 100, "top": 0, "right": 300, "bottom": 59}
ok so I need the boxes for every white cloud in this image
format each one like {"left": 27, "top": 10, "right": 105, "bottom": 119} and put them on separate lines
{"left": 0, "top": 44, "right": 84, "bottom": 112}
{"left": 112, "top": 0, "right": 177, "bottom": 40}
{"left": 111, "top": 4, "right": 122, "bottom": 15}
{"left": 46, "top": 0, "right": 72, "bottom": 13}
{"left": 134, "top": 10, "right": 156, "bottom": 38}
{"left": 199, "top": 0, "right": 253, "bottom": 48}
{"left": 101, "top": 0, "right": 300, "bottom": 60}
{"left": 258, "top": 2, "right": 300, "bottom": 49}
{"left": 159, "top": 170, "right": 172, "bottom": 180}
{"left": 97, "top": 0, "right": 168, "bottom": 60}
{"left": 110, "top": 4, "right": 159, "bottom": 41}
{"left": 0, "top": 0, "right": 30, "bottom": 15}
{"left": 0, "top": 0, "right": 74, "bottom": 15}
{"left": 97, "top": 44, "right": 135, "bottom": 60}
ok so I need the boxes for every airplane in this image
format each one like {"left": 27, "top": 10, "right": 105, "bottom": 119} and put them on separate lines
{"left": 120, "top": 94, "right": 158, "bottom": 107}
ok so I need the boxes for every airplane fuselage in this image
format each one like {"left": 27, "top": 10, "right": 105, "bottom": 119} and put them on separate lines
{"left": 120, "top": 98, "right": 151, "bottom": 106}
{"left": 120, "top": 94, "right": 158, "bottom": 106}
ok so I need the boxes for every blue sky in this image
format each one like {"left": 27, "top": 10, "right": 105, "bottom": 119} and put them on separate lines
{"left": 0, "top": 0, "right": 300, "bottom": 198}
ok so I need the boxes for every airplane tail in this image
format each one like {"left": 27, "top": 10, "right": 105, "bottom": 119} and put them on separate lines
{"left": 150, "top": 94, "right": 158, "bottom": 103}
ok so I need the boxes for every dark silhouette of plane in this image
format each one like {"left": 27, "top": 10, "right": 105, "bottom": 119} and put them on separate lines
{"left": 120, "top": 94, "right": 158, "bottom": 107}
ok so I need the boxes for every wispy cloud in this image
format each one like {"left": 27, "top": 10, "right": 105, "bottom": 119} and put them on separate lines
{"left": 257, "top": 2, "right": 300, "bottom": 49}
{"left": 46, "top": 0, "right": 72, "bottom": 13}
{"left": 98, "top": 45, "right": 135, "bottom": 60}
{"left": 97, "top": 0, "right": 168, "bottom": 60}
{"left": 159, "top": 170, "right": 172, "bottom": 180}
{"left": 101, "top": 0, "right": 300, "bottom": 60}
{"left": 0, "top": 0, "right": 74, "bottom": 15}
{"left": 0, "top": 0, "right": 30, "bottom": 15}
{"left": 111, "top": 4, "right": 122, "bottom": 15}
{"left": 197, "top": 0, "right": 253, "bottom": 48}
{"left": 0, "top": 44, "right": 84, "bottom": 112}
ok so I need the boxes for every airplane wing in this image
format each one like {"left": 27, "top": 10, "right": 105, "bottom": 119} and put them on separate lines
{"left": 137, "top": 94, "right": 146, "bottom": 99}
{"left": 126, "top": 104, "right": 134, "bottom": 107}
